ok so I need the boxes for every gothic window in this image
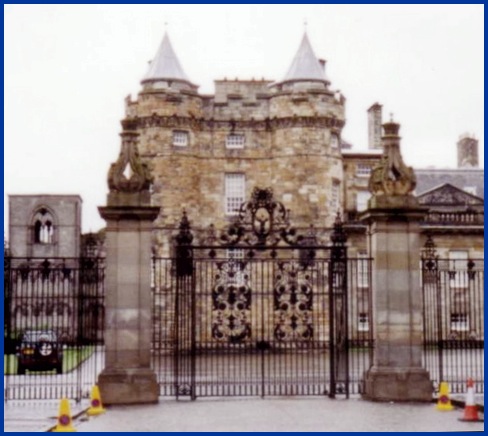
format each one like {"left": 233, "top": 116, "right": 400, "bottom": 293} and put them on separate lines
{"left": 172, "top": 130, "right": 189, "bottom": 147}
{"left": 225, "top": 173, "right": 246, "bottom": 215}
{"left": 226, "top": 134, "right": 245, "bottom": 149}
{"left": 33, "top": 208, "right": 55, "bottom": 244}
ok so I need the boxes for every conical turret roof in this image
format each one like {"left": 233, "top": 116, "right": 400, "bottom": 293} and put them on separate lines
{"left": 142, "top": 32, "right": 194, "bottom": 86}
{"left": 279, "top": 33, "right": 329, "bottom": 85}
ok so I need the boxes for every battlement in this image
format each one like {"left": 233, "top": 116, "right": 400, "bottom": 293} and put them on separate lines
{"left": 214, "top": 79, "right": 273, "bottom": 103}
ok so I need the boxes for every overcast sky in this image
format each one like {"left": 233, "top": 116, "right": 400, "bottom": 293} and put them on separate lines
{"left": 4, "top": 4, "right": 484, "bottom": 234}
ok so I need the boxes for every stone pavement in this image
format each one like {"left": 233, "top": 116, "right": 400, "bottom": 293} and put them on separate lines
{"left": 6, "top": 396, "right": 484, "bottom": 432}
{"left": 4, "top": 399, "right": 88, "bottom": 432}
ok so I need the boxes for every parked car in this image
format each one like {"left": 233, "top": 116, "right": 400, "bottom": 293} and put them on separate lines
{"left": 17, "top": 330, "right": 63, "bottom": 375}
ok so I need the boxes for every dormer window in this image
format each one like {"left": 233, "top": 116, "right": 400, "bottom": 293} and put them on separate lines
{"left": 173, "top": 130, "right": 189, "bottom": 147}
{"left": 226, "top": 134, "right": 245, "bottom": 149}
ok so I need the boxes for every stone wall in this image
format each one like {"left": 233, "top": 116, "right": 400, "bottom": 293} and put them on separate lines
{"left": 126, "top": 79, "right": 347, "bottom": 256}
{"left": 8, "top": 195, "right": 82, "bottom": 258}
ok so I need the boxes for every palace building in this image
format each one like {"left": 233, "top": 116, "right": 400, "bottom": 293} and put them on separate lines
{"left": 118, "top": 32, "right": 483, "bottom": 259}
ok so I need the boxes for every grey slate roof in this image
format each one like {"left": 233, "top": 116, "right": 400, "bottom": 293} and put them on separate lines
{"left": 279, "top": 33, "right": 328, "bottom": 84}
{"left": 142, "top": 32, "right": 193, "bottom": 84}
{"left": 415, "top": 168, "right": 484, "bottom": 199}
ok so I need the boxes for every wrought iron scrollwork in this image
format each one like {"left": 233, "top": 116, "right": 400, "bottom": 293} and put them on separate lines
{"left": 176, "top": 383, "right": 192, "bottom": 396}
{"left": 422, "top": 234, "right": 439, "bottom": 271}
{"left": 274, "top": 262, "right": 313, "bottom": 341}
{"left": 467, "top": 259, "right": 477, "bottom": 280}
{"left": 218, "top": 187, "right": 307, "bottom": 247}
{"left": 211, "top": 262, "right": 252, "bottom": 343}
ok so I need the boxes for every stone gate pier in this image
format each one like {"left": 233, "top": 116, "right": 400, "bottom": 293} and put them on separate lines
{"left": 97, "top": 120, "right": 160, "bottom": 404}
{"left": 361, "top": 120, "right": 433, "bottom": 401}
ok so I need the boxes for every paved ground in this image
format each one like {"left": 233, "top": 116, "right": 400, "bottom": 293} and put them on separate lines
{"left": 4, "top": 396, "right": 484, "bottom": 432}
{"left": 3, "top": 399, "right": 88, "bottom": 432}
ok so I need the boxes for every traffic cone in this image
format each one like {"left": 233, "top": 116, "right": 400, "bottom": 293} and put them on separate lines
{"left": 436, "top": 381, "right": 454, "bottom": 411}
{"left": 459, "top": 378, "right": 483, "bottom": 422}
{"left": 86, "top": 385, "right": 106, "bottom": 416}
{"left": 52, "top": 398, "right": 76, "bottom": 432}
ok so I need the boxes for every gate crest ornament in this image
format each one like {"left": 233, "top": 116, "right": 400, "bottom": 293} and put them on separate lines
{"left": 219, "top": 187, "right": 305, "bottom": 247}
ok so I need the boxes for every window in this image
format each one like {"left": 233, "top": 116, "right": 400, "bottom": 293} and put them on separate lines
{"left": 227, "top": 248, "right": 245, "bottom": 261}
{"left": 330, "top": 181, "right": 340, "bottom": 212}
{"left": 450, "top": 313, "right": 469, "bottom": 332}
{"left": 448, "top": 250, "right": 469, "bottom": 290}
{"left": 449, "top": 250, "right": 468, "bottom": 270}
{"left": 358, "top": 312, "right": 369, "bottom": 332}
{"left": 356, "top": 164, "right": 372, "bottom": 177}
{"left": 357, "top": 251, "right": 369, "bottom": 288}
{"left": 225, "top": 173, "right": 246, "bottom": 215}
{"left": 33, "top": 208, "right": 54, "bottom": 244}
{"left": 226, "top": 249, "right": 246, "bottom": 283}
{"left": 330, "top": 133, "right": 339, "bottom": 149}
{"left": 173, "top": 130, "right": 189, "bottom": 147}
{"left": 226, "top": 134, "right": 245, "bottom": 149}
{"left": 356, "top": 191, "right": 371, "bottom": 212}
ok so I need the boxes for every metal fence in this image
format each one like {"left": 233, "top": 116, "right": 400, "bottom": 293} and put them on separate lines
{"left": 421, "top": 249, "right": 484, "bottom": 394}
{"left": 4, "top": 257, "right": 105, "bottom": 401}
{"left": 151, "top": 252, "right": 373, "bottom": 399}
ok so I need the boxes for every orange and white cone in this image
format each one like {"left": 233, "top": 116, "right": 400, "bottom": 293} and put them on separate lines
{"left": 458, "top": 378, "right": 483, "bottom": 422}
{"left": 436, "top": 381, "right": 454, "bottom": 411}
{"left": 53, "top": 398, "right": 76, "bottom": 432}
{"left": 87, "top": 385, "right": 106, "bottom": 416}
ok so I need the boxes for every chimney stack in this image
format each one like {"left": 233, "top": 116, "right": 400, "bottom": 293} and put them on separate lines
{"left": 457, "top": 134, "right": 479, "bottom": 168}
{"left": 368, "top": 103, "right": 383, "bottom": 150}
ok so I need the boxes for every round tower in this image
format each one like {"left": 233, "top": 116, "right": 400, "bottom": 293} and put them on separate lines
{"left": 268, "top": 33, "right": 346, "bottom": 228}
{"left": 124, "top": 32, "right": 204, "bottom": 255}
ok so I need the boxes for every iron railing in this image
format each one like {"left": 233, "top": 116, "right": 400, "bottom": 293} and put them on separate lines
{"left": 151, "top": 254, "right": 373, "bottom": 398}
{"left": 421, "top": 247, "right": 484, "bottom": 394}
{"left": 4, "top": 257, "right": 105, "bottom": 401}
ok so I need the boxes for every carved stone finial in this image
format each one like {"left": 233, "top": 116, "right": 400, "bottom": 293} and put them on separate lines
{"left": 368, "top": 120, "right": 417, "bottom": 198}
{"left": 107, "top": 119, "right": 153, "bottom": 194}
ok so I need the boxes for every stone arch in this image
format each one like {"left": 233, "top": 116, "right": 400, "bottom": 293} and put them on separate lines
{"left": 31, "top": 205, "right": 58, "bottom": 244}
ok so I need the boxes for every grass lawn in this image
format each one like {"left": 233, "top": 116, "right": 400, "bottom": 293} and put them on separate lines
{"left": 4, "top": 346, "right": 95, "bottom": 375}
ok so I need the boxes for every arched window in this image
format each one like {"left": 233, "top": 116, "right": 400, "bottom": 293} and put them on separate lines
{"left": 33, "top": 208, "right": 55, "bottom": 244}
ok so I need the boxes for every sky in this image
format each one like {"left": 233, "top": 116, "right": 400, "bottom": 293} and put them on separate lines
{"left": 4, "top": 4, "right": 484, "bottom": 234}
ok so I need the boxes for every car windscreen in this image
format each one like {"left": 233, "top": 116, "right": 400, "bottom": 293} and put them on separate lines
{"left": 22, "top": 331, "right": 57, "bottom": 342}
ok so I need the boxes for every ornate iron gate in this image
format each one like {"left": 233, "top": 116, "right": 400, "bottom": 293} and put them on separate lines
{"left": 152, "top": 188, "right": 372, "bottom": 398}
